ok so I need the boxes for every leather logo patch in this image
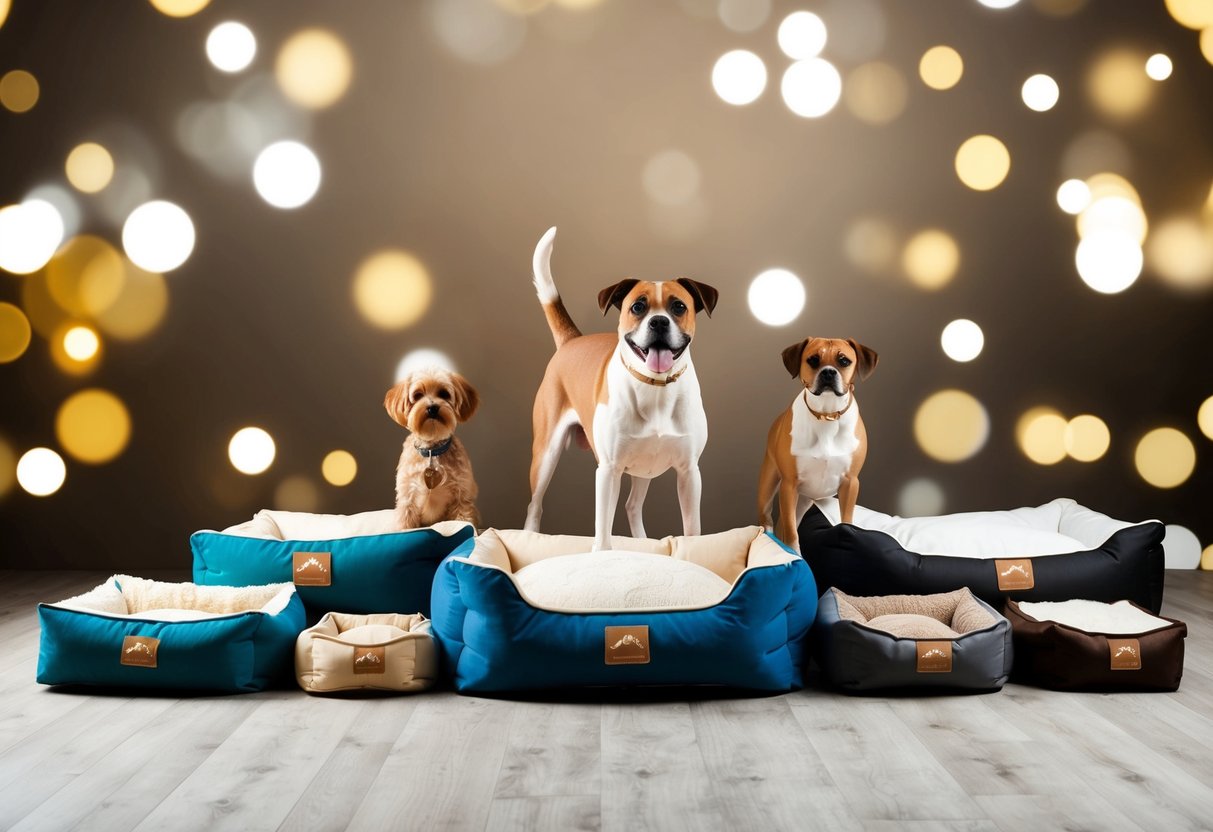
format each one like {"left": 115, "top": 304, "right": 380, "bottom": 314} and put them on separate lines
{"left": 353, "top": 645, "right": 386, "bottom": 674}
{"left": 120, "top": 635, "right": 159, "bottom": 668}
{"left": 293, "top": 551, "right": 332, "bottom": 586}
{"left": 605, "top": 625, "right": 650, "bottom": 665}
{"left": 995, "top": 558, "right": 1035, "bottom": 591}
{"left": 1109, "top": 638, "right": 1142, "bottom": 671}
{"left": 916, "top": 640, "right": 953, "bottom": 673}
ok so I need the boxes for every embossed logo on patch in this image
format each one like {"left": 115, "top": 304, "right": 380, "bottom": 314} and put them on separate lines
{"left": 605, "top": 625, "right": 650, "bottom": 665}
{"left": 120, "top": 635, "right": 159, "bottom": 668}
{"left": 995, "top": 558, "right": 1035, "bottom": 592}
{"left": 353, "top": 645, "right": 386, "bottom": 674}
{"left": 916, "top": 640, "right": 953, "bottom": 673}
{"left": 1109, "top": 638, "right": 1142, "bottom": 671}
{"left": 293, "top": 551, "right": 332, "bottom": 586}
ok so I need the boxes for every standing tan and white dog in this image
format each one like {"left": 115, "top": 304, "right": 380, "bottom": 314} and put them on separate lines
{"left": 758, "top": 337, "right": 878, "bottom": 549}
{"left": 525, "top": 227, "right": 719, "bottom": 551}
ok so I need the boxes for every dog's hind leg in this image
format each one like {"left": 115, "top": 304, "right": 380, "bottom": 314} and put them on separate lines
{"left": 624, "top": 475, "right": 650, "bottom": 539}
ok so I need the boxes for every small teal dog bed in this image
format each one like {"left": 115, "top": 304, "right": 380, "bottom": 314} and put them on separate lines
{"left": 37, "top": 575, "right": 304, "bottom": 692}
{"left": 191, "top": 509, "right": 474, "bottom": 617}
{"left": 431, "top": 526, "right": 817, "bottom": 693}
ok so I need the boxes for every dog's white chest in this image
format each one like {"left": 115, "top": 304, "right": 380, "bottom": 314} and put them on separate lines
{"left": 789, "top": 395, "right": 859, "bottom": 500}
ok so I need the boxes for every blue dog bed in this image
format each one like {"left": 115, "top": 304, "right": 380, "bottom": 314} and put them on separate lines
{"left": 37, "top": 575, "right": 304, "bottom": 692}
{"left": 191, "top": 510, "right": 474, "bottom": 617}
{"left": 430, "top": 526, "right": 817, "bottom": 693}
{"left": 798, "top": 498, "right": 1165, "bottom": 613}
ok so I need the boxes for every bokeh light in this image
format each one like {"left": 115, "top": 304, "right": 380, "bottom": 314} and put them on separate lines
{"left": 16, "top": 448, "right": 66, "bottom": 497}
{"left": 65, "top": 143, "right": 115, "bottom": 194}
{"left": 1084, "top": 172, "right": 1141, "bottom": 205}
{"left": 1063, "top": 414, "right": 1110, "bottom": 462}
{"left": 1075, "top": 231, "right": 1142, "bottom": 294}
{"left": 47, "top": 235, "right": 125, "bottom": 318}
{"left": 1021, "top": 73, "right": 1059, "bottom": 111}
{"left": 253, "top": 141, "right": 321, "bottom": 209}
{"left": 0, "top": 435, "right": 14, "bottom": 498}
{"left": 229, "top": 427, "right": 276, "bottom": 475}
{"left": 977, "top": 0, "right": 1021, "bottom": 8}
{"left": 0, "top": 0, "right": 9, "bottom": 30}
{"left": 914, "top": 390, "right": 990, "bottom": 463}
{"left": 897, "top": 477, "right": 946, "bottom": 517}
{"left": 396, "top": 348, "right": 457, "bottom": 381}
{"left": 777, "top": 11, "right": 827, "bottom": 59}
{"left": 322, "top": 450, "right": 358, "bottom": 486}
{"left": 1164, "top": 0, "right": 1213, "bottom": 29}
{"left": 1201, "top": 27, "right": 1213, "bottom": 65}
{"left": 62, "top": 325, "right": 100, "bottom": 362}
{"left": 1134, "top": 427, "right": 1196, "bottom": 488}
{"left": 275, "top": 28, "right": 353, "bottom": 109}
{"left": 843, "top": 62, "right": 908, "bottom": 125}
{"left": 206, "top": 22, "right": 257, "bottom": 73}
{"left": 1077, "top": 196, "right": 1147, "bottom": 243}
{"left": 1056, "top": 179, "right": 1091, "bottom": 214}
{"left": 49, "top": 322, "right": 102, "bottom": 375}
{"left": 718, "top": 0, "right": 770, "bottom": 33}
{"left": 940, "top": 319, "right": 984, "bottom": 362}
{"left": 353, "top": 249, "right": 433, "bottom": 330}
{"left": 1088, "top": 49, "right": 1152, "bottom": 118}
{"left": 844, "top": 217, "right": 899, "bottom": 274}
{"left": 747, "top": 268, "right": 806, "bottom": 326}
{"left": 1198, "top": 395, "right": 1213, "bottom": 440}
{"left": 955, "top": 135, "right": 1011, "bottom": 191}
{"left": 93, "top": 262, "right": 168, "bottom": 341}
{"left": 1145, "top": 53, "right": 1173, "bottom": 80}
{"left": 0, "top": 302, "right": 32, "bottom": 363}
{"left": 0, "top": 200, "right": 65, "bottom": 274}
{"left": 431, "top": 0, "right": 526, "bottom": 66}
{"left": 642, "top": 150, "right": 701, "bottom": 206}
{"left": 712, "top": 50, "right": 767, "bottom": 106}
{"left": 148, "top": 0, "right": 210, "bottom": 17}
{"left": 122, "top": 200, "right": 195, "bottom": 272}
{"left": 1147, "top": 217, "right": 1213, "bottom": 291}
{"left": 919, "top": 46, "right": 963, "bottom": 90}
{"left": 0, "top": 69, "right": 39, "bottom": 113}
{"left": 55, "top": 389, "right": 131, "bottom": 464}
{"left": 902, "top": 229, "right": 960, "bottom": 290}
{"left": 1018, "top": 409, "right": 1068, "bottom": 465}
{"left": 781, "top": 59, "right": 842, "bottom": 118}
{"left": 275, "top": 475, "right": 320, "bottom": 512}
{"left": 1204, "top": 545, "right": 1213, "bottom": 571}
{"left": 1162, "top": 525, "right": 1202, "bottom": 569}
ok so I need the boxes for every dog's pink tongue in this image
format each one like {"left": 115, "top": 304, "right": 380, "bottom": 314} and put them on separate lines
{"left": 646, "top": 348, "right": 675, "bottom": 373}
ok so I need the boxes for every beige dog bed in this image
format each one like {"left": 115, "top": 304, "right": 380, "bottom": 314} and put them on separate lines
{"left": 295, "top": 612, "right": 437, "bottom": 694}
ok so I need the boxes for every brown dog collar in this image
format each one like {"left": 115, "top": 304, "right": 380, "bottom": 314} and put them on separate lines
{"left": 621, "top": 352, "right": 687, "bottom": 387}
{"left": 803, "top": 384, "right": 854, "bottom": 421}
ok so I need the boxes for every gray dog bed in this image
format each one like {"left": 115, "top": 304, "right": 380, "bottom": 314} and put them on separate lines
{"left": 814, "top": 587, "right": 1013, "bottom": 693}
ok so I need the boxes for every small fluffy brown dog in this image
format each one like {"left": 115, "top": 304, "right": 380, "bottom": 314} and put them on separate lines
{"left": 384, "top": 367, "right": 480, "bottom": 529}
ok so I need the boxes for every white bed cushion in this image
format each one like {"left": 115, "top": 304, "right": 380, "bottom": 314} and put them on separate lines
{"left": 1018, "top": 599, "right": 1171, "bottom": 635}
{"left": 815, "top": 497, "right": 1138, "bottom": 558}
{"left": 513, "top": 550, "right": 732, "bottom": 611}
{"left": 215, "top": 508, "right": 470, "bottom": 541}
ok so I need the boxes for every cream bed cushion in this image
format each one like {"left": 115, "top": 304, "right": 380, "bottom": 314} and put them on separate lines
{"left": 295, "top": 612, "right": 436, "bottom": 694}
{"left": 513, "top": 551, "right": 733, "bottom": 611}
{"left": 1017, "top": 599, "right": 1172, "bottom": 635}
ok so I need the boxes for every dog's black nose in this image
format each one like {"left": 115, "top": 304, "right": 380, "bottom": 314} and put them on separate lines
{"left": 648, "top": 315, "right": 670, "bottom": 330}
{"left": 426, "top": 404, "right": 440, "bottom": 418}
{"left": 820, "top": 366, "right": 838, "bottom": 379}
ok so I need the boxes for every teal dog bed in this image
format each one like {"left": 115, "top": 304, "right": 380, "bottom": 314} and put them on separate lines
{"left": 431, "top": 526, "right": 817, "bottom": 693}
{"left": 191, "top": 510, "right": 474, "bottom": 617}
{"left": 37, "top": 575, "right": 304, "bottom": 692}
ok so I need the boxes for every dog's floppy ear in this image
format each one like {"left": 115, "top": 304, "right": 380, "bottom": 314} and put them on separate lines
{"left": 675, "top": 278, "right": 719, "bottom": 317}
{"left": 451, "top": 373, "right": 480, "bottom": 422}
{"left": 384, "top": 379, "right": 412, "bottom": 427}
{"left": 781, "top": 339, "right": 809, "bottom": 377}
{"left": 847, "top": 339, "right": 879, "bottom": 382}
{"left": 597, "top": 279, "right": 640, "bottom": 315}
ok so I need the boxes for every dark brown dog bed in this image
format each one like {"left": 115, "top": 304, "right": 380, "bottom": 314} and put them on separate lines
{"left": 1006, "top": 599, "right": 1186, "bottom": 691}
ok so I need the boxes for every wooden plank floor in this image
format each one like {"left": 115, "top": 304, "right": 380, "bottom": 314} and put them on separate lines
{"left": 4, "top": 570, "right": 1213, "bottom": 831}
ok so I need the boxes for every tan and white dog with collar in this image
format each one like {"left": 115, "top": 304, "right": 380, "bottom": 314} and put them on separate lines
{"left": 525, "top": 227, "right": 719, "bottom": 551}
{"left": 758, "top": 337, "right": 878, "bottom": 549}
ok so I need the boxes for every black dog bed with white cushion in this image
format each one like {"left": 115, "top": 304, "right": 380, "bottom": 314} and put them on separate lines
{"left": 1006, "top": 599, "right": 1186, "bottom": 692}
{"left": 814, "top": 587, "right": 1013, "bottom": 693}
{"left": 798, "top": 498, "right": 1165, "bottom": 613}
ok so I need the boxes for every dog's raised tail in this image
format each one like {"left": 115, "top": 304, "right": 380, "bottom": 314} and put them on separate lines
{"left": 532, "top": 226, "right": 581, "bottom": 349}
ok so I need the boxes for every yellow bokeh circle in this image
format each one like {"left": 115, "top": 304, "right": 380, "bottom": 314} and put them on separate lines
{"left": 322, "top": 450, "right": 358, "bottom": 486}
{"left": 1198, "top": 395, "right": 1213, "bottom": 440}
{"left": 1064, "top": 414, "right": 1110, "bottom": 462}
{"left": 47, "top": 235, "right": 127, "bottom": 319}
{"left": 50, "top": 322, "right": 103, "bottom": 376}
{"left": 94, "top": 262, "right": 169, "bottom": 341}
{"left": 1088, "top": 49, "right": 1152, "bottom": 118}
{"left": 65, "top": 143, "right": 115, "bottom": 194}
{"left": 1202, "top": 544, "right": 1213, "bottom": 571}
{"left": 1018, "top": 410, "right": 1068, "bottom": 465}
{"left": 913, "top": 390, "right": 990, "bottom": 463}
{"left": 901, "top": 229, "right": 960, "bottom": 290}
{"left": 1134, "top": 427, "right": 1196, "bottom": 489}
{"left": 1164, "top": 0, "right": 1213, "bottom": 29}
{"left": 147, "top": 0, "right": 210, "bottom": 17}
{"left": 352, "top": 249, "right": 433, "bottom": 330}
{"left": 0, "top": 302, "right": 32, "bottom": 363}
{"left": 55, "top": 389, "right": 132, "bottom": 464}
{"left": 955, "top": 135, "right": 1011, "bottom": 191}
{"left": 919, "top": 46, "right": 963, "bottom": 91}
{"left": 0, "top": 434, "right": 14, "bottom": 497}
{"left": 276, "top": 29, "right": 353, "bottom": 109}
{"left": 0, "top": 69, "right": 39, "bottom": 113}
